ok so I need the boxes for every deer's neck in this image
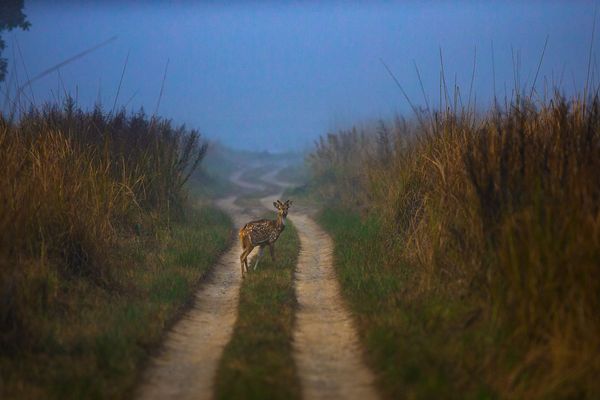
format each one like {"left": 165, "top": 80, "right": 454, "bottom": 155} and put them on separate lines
{"left": 276, "top": 213, "right": 286, "bottom": 229}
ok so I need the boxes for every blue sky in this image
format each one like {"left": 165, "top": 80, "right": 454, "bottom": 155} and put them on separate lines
{"left": 3, "top": 1, "right": 598, "bottom": 151}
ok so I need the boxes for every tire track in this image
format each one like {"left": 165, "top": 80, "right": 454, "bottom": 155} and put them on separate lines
{"left": 261, "top": 169, "right": 379, "bottom": 400}
{"left": 136, "top": 166, "right": 378, "bottom": 400}
{"left": 291, "top": 214, "right": 378, "bottom": 400}
{"left": 135, "top": 181, "right": 250, "bottom": 400}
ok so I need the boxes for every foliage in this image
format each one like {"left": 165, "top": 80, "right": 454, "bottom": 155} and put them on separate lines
{"left": 309, "top": 94, "right": 600, "bottom": 398}
{"left": 0, "top": 100, "right": 208, "bottom": 355}
{"left": 0, "top": 0, "right": 31, "bottom": 81}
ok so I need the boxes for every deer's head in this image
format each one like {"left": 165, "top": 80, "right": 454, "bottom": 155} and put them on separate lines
{"left": 273, "top": 199, "right": 292, "bottom": 219}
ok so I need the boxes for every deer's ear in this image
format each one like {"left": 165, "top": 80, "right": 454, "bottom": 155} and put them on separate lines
{"left": 288, "top": 200, "right": 293, "bottom": 206}
{"left": 273, "top": 202, "right": 279, "bottom": 209}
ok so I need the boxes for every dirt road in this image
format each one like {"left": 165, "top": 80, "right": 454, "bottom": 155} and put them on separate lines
{"left": 137, "top": 166, "right": 377, "bottom": 400}
{"left": 135, "top": 197, "right": 248, "bottom": 400}
{"left": 261, "top": 170, "right": 378, "bottom": 400}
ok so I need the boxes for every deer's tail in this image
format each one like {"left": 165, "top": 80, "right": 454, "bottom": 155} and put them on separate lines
{"left": 239, "top": 225, "right": 249, "bottom": 249}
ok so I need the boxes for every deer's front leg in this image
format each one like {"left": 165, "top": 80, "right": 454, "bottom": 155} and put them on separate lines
{"left": 269, "top": 243, "right": 275, "bottom": 261}
{"left": 254, "top": 246, "right": 265, "bottom": 270}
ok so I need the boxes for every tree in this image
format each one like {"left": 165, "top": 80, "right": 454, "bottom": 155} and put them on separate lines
{"left": 0, "top": 0, "right": 30, "bottom": 82}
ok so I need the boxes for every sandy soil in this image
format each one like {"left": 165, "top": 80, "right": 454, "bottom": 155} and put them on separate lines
{"left": 290, "top": 214, "right": 378, "bottom": 400}
{"left": 135, "top": 190, "right": 251, "bottom": 399}
{"left": 260, "top": 169, "right": 379, "bottom": 400}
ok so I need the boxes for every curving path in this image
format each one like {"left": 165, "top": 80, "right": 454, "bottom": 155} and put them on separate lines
{"left": 229, "top": 169, "right": 266, "bottom": 192}
{"left": 261, "top": 169, "right": 379, "bottom": 400}
{"left": 136, "top": 165, "right": 378, "bottom": 400}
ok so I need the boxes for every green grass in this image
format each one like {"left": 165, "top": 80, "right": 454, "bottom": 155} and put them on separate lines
{"left": 0, "top": 205, "right": 232, "bottom": 400}
{"left": 215, "top": 217, "right": 301, "bottom": 400}
{"left": 318, "top": 207, "right": 498, "bottom": 399}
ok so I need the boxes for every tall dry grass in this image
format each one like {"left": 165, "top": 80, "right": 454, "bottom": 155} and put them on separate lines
{"left": 0, "top": 99, "right": 207, "bottom": 353}
{"left": 309, "top": 94, "right": 600, "bottom": 398}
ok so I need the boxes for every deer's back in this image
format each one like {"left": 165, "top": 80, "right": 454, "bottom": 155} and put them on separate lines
{"left": 241, "top": 219, "right": 282, "bottom": 245}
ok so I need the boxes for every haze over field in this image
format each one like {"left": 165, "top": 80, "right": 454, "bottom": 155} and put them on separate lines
{"left": 3, "top": 0, "right": 598, "bottom": 151}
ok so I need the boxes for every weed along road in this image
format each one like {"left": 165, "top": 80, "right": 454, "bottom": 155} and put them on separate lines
{"left": 137, "top": 166, "right": 378, "bottom": 400}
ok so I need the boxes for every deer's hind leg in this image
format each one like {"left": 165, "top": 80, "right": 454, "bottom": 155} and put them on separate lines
{"left": 240, "top": 237, "right": 254, "bottom": 277}
{"left": 240, "top": 246, "right": 252, "bottom": 277}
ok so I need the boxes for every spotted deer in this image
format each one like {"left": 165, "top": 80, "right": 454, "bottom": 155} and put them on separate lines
{"left": 239, "top": 199, "right": 292, "bottom": 277}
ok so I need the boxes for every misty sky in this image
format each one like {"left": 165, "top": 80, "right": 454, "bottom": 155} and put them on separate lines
{"left": 3, "top": 1, "right": 598, "bottom": 151}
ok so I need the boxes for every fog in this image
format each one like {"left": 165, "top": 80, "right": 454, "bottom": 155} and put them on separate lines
{"left": 3, "top": 1, "right": 598, "bottom": 151}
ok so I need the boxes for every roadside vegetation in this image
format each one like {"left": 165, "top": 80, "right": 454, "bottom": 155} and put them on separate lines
{"left": 0, "top": 100, "right": 232, "bottom": 399}
{"left": 308, "top": 93, "right": 600, "bottom": 399}
{"left": 215, "top": 207, "right": 301, "bottom": 400}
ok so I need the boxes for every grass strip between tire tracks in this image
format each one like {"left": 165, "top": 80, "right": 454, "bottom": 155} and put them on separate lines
{"left": 215, "top": 215, "right": 301, "bottom": 400}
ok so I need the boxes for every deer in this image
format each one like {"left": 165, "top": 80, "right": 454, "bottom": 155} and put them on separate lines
{"left": 239, "top": 199, "right": 292, "bottom": 277}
